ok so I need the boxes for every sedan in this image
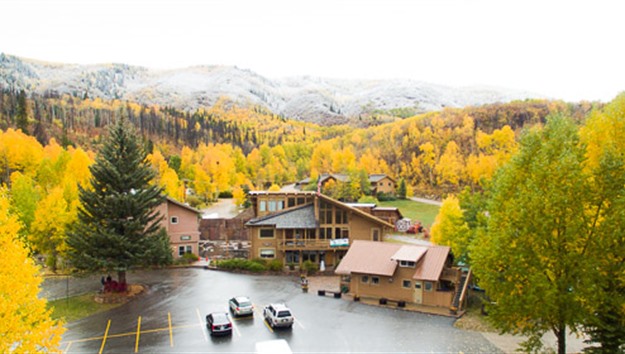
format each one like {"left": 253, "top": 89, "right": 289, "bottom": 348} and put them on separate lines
{"left": 206, "top": 312, "right": 232, "bottom": 336}
{"left": 229, "top": 296, "right": 254, "bottom": 317}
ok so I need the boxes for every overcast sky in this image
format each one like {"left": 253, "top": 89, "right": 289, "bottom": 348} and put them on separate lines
{"left": 2, "top": 0, "right": 624, "bottom": 102}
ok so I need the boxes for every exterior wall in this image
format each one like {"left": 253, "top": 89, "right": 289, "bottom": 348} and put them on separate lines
{"left": 422, "top": 282, "right": 454, "bottom": 307}
{"left": 374, "top": 177, "right": 396, "bottom": 195}
{"left": 348, "top": 214, "right": 389, "bottom": 242}
{"left": 250, "top": 227, "right": 280, "bottom": 260}
{"left": 156, "top": 201, "right": 200, "bottom": 258}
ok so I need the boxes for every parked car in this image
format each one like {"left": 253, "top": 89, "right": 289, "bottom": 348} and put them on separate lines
{"left": 206, "top": 312, "right": 232, "bottom": 336}
{"left": 229, "top": 296, "right": 254, "bottom": 317}
{"left": 263, "top": 303, "right": 294, "bottom": 328}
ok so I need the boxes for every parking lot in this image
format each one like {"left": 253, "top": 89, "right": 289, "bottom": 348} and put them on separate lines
{"left": 57, "top": 268, "right": 502, "bottom": 353}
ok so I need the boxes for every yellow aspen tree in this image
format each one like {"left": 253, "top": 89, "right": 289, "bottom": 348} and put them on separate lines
{"left": 0, "top": 188, "right": 65, "bottom": 352}
{"left": 435, "top": 141, "right": 464, "bottom": 187}
{"left": 430, "top": 195, "right": 470, "bottom": 262}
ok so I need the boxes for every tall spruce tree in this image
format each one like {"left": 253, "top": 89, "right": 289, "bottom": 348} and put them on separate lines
{"left": 66, "top": 118, "right": 171, "bottom": 284}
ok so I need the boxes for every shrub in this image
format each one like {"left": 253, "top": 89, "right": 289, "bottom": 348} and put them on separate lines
{"left": 302, "top": 260, "right": 318, "bottom": 274}
{"left": 267, "top": 259, "right": 284, "bottom": 271}
{"left": 215, "top": 258, "right": 268, "bottom": 272}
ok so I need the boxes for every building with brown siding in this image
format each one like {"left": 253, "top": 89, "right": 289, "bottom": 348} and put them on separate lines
{"left": 335, "top": 240, "right": 467, "bottom": 311}
{"left": 154, "top": 197, "right": 201, "bottom": 259}
{"left": 245, "top": 191, "right": 394, "bottom": 269}
{"left": 368, "top": 174, "right": 396, "bottom": 195}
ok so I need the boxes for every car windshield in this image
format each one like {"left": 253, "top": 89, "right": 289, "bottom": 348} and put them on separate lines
{"left": 239, "top": 301, "right": 252, "bottom": 307}
{"left": 277, "top": 310, "right": 291, "bottom": 317}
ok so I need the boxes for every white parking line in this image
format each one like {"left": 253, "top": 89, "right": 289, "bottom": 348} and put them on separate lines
{"left": 294, "top": 317, "right": 306, "bottom": 330}
{"left": 225, "top": 307, "right": 241, "bottom": 337}
{"left": 195, "top": 308, "right": 208, "bottom": 342}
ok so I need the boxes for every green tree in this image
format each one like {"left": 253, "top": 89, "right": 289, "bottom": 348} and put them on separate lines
{"left": 397, "top": 178, "right": 407, "bottom": 199}
{"left": 471, "top": 116, "right": 592, "bottom": 354}
{"left": 15, "top": 89, "right": 29, "bottom": 134}
{"left": 66, "top": 118, "right": 171, "bottom": 285}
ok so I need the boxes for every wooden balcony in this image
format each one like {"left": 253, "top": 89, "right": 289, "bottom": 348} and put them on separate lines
{"left": 278, "top": 239, "right": 350, "bottom": 251}
{"left": 440, "top": 267, "right": 462, "bottom": 284}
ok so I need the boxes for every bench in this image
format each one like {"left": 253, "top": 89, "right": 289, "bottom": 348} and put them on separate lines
{"left": 317, "top": 289, "right": 342, "bottom": 298}
{"left": 378, "top": 298, "right": 406, "bottom": 308}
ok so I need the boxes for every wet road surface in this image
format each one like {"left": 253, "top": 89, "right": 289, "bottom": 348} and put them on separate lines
{"left": 52, "top": 268, "right": 502, "bottom": 353}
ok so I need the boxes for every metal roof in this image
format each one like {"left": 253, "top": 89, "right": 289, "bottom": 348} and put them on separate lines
{"left": 412, "top": 246, "right": 450, "bottom": 282}
{"left": 335, "top": 240, "right": 399, "bottom": 276}
{"left": 245, "top": 204, "right": 317, "bottom": 229}
{"left": 391, "top": 245, "right": 427, "bottom": 262}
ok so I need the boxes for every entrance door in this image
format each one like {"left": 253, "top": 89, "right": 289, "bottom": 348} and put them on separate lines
{"left": 413, "top": 281, "right": 423, "bottom": 304}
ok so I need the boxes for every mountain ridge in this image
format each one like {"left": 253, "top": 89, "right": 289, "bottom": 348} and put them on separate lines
{"left": 0, "top": 53, "right": 543, "bottom": 126}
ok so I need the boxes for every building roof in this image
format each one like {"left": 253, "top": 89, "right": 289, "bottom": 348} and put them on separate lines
{"left": 412, "top": 246, "right": 450, "bottom": 282}
{"left": 368, "top": 174, "right": 395, "bottom": 183}
{"left": 317, "top": 194, "right": 395, "bottom": 229}
{"left": 166, "top": 196, "right": 201, "bottom": 214}
{"left": 335, "top": 240, "right": 399, "bottom": 276}
{"left": 335, "top": 240, "right": 450, "bottom": 282}
{"left": 391, "top": 245, "right": 427, "bottom": 262}
{"left": 245, "top": 204, "right": 317, "bottom": 229}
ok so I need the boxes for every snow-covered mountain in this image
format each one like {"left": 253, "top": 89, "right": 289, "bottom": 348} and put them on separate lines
{"left": 0, "top": 53, "right": 542, "bottom": 125}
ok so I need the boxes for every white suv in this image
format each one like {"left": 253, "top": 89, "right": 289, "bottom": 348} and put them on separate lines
{"left": 262, "top": 303, "right": 294, "bottom": 328}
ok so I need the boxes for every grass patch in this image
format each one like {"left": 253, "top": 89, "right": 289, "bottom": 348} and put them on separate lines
{"left": 377, "top": 199, "right": 440, "bottom": 228}
{"left": 47, "top": 293, "right": 121, "bottom": 322}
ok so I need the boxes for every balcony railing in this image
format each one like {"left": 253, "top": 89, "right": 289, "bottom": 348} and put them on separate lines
{"left": 278, "top": 238, "right": 350, "bottom": 250}
{"left": 440, "top": 267, "right": 462, "bottom": 283}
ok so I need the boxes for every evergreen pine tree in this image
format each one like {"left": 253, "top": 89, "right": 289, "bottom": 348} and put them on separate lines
{"left": 397, "top": 178, "right": 407, "bottom": 199}
{"left": 66, "top": 118, "right": 171, "bottom": 285}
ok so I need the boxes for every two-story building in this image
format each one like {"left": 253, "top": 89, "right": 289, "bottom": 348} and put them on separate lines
{"left": 245, "top": 191, "right": 394, "bottom": 269}
{"left": 335, "top": 240, "right": 469, "bottom": 311}
{"left": 155, "top": 197, "right": 201, "bottom": 259}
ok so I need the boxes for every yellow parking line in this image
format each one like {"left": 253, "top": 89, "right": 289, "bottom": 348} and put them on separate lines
{"left": 263, "top": 319, "right": 274, "bottom": 333}
{"left": 98, "top": 320, "right": 111, "bottom": 354}
{"left": 196, "top": 308, "right": 208, "bottom": 342}
{"left": 168, "top": 312, "right": 174, "bottom": 347}
{"left": 134, "top": 316, "right": 141, "bottom": 353}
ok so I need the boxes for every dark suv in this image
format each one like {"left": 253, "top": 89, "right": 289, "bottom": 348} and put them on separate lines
{"left": 206, "top": 312, "right": 232, "bottom": 336}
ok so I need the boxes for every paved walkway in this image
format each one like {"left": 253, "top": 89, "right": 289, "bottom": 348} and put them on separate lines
{"left": 409, "top": 196, "right": 443, "bottom": 206}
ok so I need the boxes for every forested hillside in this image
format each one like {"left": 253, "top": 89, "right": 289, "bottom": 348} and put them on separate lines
{"left": 0, "top": 85, "right": 598, "bottom": 204}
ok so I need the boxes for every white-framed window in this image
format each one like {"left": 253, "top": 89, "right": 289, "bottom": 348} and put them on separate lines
{"left": 259, "top": 229, "right": 275, "bottom": 238}
{"left": 259, "top": 248, "right": 275, "bottom": 259}
{"left": 415, "top": 281, "right": 422, "bottom": 289}
{"left": 371, "top": 276, "right": 380, "bottom": 285}
{"left": 170, "top": 216, "right": 179, "bottom": 224}
{"left": 424, "top": 281, "right": 433, "bottom": 292}
{"left": 361, "top": 275, "right": 369, "bottom": 284}
{"left": 402, "top": 280, "right": 411, "bottom": 288}
{"left": 259, "top": 200, "right": 267, "bottom": 212}
{"left": 399, "top": 260, "right": 416, "bottom": 268}
{"left": 178, "top": 245, "right": 192, "bottom": 256}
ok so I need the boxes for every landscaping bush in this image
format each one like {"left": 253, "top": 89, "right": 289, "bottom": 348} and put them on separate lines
{"left": 175, "top": 252, "right": 199, "bottom": 265}
{"left": 302, "top": 260, "right": 318, "bottom": 274}
{"left": 267, "top": 259, "right": 284, "bottom": 271}
{"left": 376, "top": 192, "right": 397, "bottom": 201}
{"left": 215, "top": 258, "right": 268, "bottom": 272}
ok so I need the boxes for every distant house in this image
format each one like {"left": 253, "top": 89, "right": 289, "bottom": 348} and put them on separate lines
{"left": 245, "top": 191, "right": 394, "bottom": 269}
{"left": 368, "top": 174, "right": 396, "bottom": 195}
{"left": 346, "top": 203, "right": 404, "bottom": 227}
{"left": 296, "top": 173, "right": 396, "bottom": 196}
{"left": 335, "top": 240, "right": 469, "bottom": 311}
{"left": 154, "top": 197, "right": 201, "bottom": 259}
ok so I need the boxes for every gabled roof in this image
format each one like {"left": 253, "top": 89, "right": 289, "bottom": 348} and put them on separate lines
{"left": 245, "top": 204, "right": 317, "bottom": 229}
{"left": 335, "top": 240, "right": 450, "bottom": 282}
{"left": 335, "top": 240, "right": 399, "bottom": 276}
{"left": 369, "top": 174, "right": 395, "bottom": 183}
{"left": 412, "top": 245, "right": 450, "bottom": 282}
{"left": 166, "top": 196, "right": 201, "bottom": 214}
{"left": 317, "top": 194, "right": 394, "bottom": 229}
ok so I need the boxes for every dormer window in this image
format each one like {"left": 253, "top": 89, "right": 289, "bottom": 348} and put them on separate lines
{"left": 399, "top": 260, "right": 416, "bottom": 267}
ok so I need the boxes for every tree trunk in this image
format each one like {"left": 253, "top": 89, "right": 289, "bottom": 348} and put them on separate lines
{"left": 117, "top": 270, "right": 127, "bottom": 285}
{"left": 554, "top": 325, "right": 566, "bottom": 354}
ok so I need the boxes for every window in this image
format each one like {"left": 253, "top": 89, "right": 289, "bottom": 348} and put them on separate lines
{"left": 371, "top": 276, "right": 380, "bottom": 285}
{"left": 178, "top": 245, "right": 192, "bottom": 256}
{"left": 170, "top": 216, "right": 179, "bottom": 224}
{"left": 415, "top": 282, "right": 422, "bottom": 289}
{"left": 424, "top": 281, "right": 433, "bottom": 291}
{"left": 268, "top": 201, "right": 277, "bottom": 212}
{"left": 259, "top": 200, "right": 267, "bottom": 212}
{"left": 180, "top": 235, "right": 191, "bottom": 241}
{"left": 400, "top": 260, "right": 416, "bottom": 267}
{"left": 288, "top": 198, "right": 296, "bottom": 208}
{"left": 361, "top": 275, "right": 369, "bottom": 284}
{"left": 259, "top": 229, "right": 274, "bottom": 238}
{"left": 259, "top": 249, "right": 275, "bottom": 259}
{"left": 402, "top": 280, "right": 411, "bottom": 288}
